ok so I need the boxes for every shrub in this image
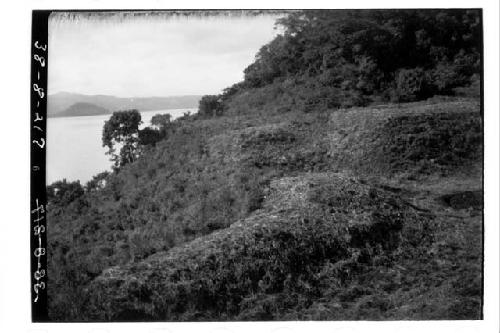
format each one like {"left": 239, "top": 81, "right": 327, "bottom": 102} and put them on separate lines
{"left": 392, "top": 68, "right": 430, "bottom": 102}
{"left": 198, "top": 95, "right": 223, "bottom": 118}
{"left": 85, "top": 171, "right": 110, "bottom": 192}
{"left": 138, "top": 127, "right": 163, "bottom": 146}
{"left": 47, "top": 179, "right": 84, "bottom": 206}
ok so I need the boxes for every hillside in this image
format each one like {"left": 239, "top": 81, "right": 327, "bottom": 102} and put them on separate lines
{"left": 52, "top": 102, "right": 110, "bottom": 118}
{"left": 46, "top": 9, "right": 483, "bottom": 321}
{"left": 47, "top": 98, "right": 482, "bottom": 321}
{"left": 47, "top": 92, "right": 201, "bottom": 117}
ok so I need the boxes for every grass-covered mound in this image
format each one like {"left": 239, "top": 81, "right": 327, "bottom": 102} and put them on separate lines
{"left": 324, "top": 98, "right": 482, "bottom": 176}
{"left": 47, "top": 98, "right": 482, "bottom": 320}
{"left": 79, "top": 173, "right": 430, "bottom": 321}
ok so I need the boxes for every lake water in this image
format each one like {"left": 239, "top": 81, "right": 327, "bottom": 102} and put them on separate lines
{"left": 47, "top": 108, "right": 195, "bottom": 184}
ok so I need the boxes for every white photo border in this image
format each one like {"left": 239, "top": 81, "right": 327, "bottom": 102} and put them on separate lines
{"left": 1, "top": 0, "right": 497, "bottom": 332}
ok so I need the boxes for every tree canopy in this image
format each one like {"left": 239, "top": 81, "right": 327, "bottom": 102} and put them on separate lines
{"left": 102, "top": 109, "right": 142, "bottom": 168}
{"left": 151, "top": 113, "right": 172, "bottom": 129}
{"left": 47, "top": 179, "right": 84, "bottom": 207}
{"left": 198, "top": 95, "right": 222, "bottom": 118}
{"left": 238, "top": 9, "right": 481, "bottom": 106}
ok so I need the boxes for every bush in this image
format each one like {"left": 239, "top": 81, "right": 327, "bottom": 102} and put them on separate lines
{"left": 198, "top": 95, "right": 223, "bottom": 118}
{"left": 47, "top": 179, "right": 84, "bottom": 206}
{"left": 138, "top": 127, "right": 163, "bottom": 146}
{"left": 380, "top": 111, "right": 483, "bottom": 173}
{"left": 85, "top": 171, "right": 110, "bottom": 192}
{"left": 392, "top": 68, "right": 430, "bottom": 102}
{"left": 151, "top": 113, "right": 171, "bottom": 130}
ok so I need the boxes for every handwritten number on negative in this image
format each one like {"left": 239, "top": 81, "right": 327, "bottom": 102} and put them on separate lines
{"left": 34, "top": 54, "right": 45, "bottom": 67}
{"left": 34, "top": 269, "right": 46, "bottom": 280}
{"left": 32, "top": 138, "right": 45, "bottom": 149}
{"left": 34, "top": 113, "right": 43, "bottom": 122}
{"left": 34, "top": 225, "right": 45, "bottom": 235}
{"left": 34, "top": 41, "right": 47, "bottom": 51}
{"left": 33, "top": 84, "right": 44, "bottom": 99}
{"left": 34, "top": 247, "right": 45, "bottom": 257}
{"left": 32, "top": 40, "right": 47, "bottom": 305}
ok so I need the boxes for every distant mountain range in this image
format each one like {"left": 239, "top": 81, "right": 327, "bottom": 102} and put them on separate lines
{"left": 48, "top": 92, "right": 202, "bottom": 118}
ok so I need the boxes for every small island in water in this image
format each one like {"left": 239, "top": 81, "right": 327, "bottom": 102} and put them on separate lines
{"left": 52, "top": 102, "right": 109, "bottom": 118}
{"left": 48, "top": 92, "right": 202, "bottom": 117}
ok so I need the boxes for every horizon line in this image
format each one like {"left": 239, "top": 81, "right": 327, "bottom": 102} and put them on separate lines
{"left": 49, "top": 91, "right": 206, "bottom": 99}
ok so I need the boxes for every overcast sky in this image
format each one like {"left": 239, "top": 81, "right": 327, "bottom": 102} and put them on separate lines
{"left": 48, "top": 12, "right": 282, "bottom": 97}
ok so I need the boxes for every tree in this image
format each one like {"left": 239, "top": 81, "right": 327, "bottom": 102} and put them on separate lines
{"left": 47, "top": 179, "right": 84, "bottom": 206}
{"left": 240, "top": 9, "right": 481, "bottom": 108}
{"left": 393, "top": 67, "right": 430, "bottom": 102}
{"left": 102, "top": 110, "right": 142, "bottom": 168}
{"left": 138, "top": 127, "right": 163, "bottom": 146}
{"left": 151, "top": 113, "right": 171, "bottom": 130}
{"left": 85, "top": 171, "right": 110, "bottom": 192}
{"left": 198, "top": 95, "right": 222, "bottom": 118}
{"left": 138, "top": 113, "right": 173, "bottom": 147}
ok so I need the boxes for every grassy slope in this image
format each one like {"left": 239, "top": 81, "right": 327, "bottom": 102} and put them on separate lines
{"left": 47, "top": 97, "right": 483, "bottom": 321}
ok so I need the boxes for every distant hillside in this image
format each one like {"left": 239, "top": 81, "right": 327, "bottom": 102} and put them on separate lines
{"left": 48, "top": 92, "right": 202, "bottom": 117}
{"left": 53, "top": 102, "right": 110, "bottom": 118}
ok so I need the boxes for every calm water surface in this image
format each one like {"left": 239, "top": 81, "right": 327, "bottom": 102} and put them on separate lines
{"left": 47, "top": 109, "right": 194, "bottom": 184}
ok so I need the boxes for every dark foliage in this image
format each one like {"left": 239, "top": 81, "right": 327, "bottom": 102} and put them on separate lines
{"left": 238, "top": 9, "right": 481, "bottom": 109}
{"left": 198, "top": 95, "right": 223, "bottom": 118}
{"left": 379, "top": 111, "right": 483, "bottom": 174}
{"left": 138, "top": 127, "right": 163, "bottom": 146}
{"left": 151, "top": 113, "right": 172, "bottom": 130}
{"left": 139, "top": 113, "right": 176, "bottom": 146}
{"left": 437, "top": 190, "right": 483, "bottom": 210}
{"left": 85, "top": 171, "right": 110, "bottom": 192}
{"left": 47, "top": 179, "right": 84, "bottom": 207}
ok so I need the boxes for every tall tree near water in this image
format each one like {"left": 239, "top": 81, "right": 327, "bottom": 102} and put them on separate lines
{"left": 102, "top": 109, "right": 142, "bottom": 168}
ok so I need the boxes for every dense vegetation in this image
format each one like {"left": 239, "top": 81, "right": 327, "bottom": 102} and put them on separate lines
{"left": 200, "top": 9, "right": 480, "bottom": 116}
{"left": 46, "top": 9, "right": 483, "bottom": 321}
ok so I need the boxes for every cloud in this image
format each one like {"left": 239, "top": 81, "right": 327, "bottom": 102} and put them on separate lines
{"left": 48, "top": 12, "right": 281, "bottom": 97}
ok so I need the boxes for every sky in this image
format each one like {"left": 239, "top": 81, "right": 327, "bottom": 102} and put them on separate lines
{"left": 48, "top": 11, "right": 283, "bottom": 97}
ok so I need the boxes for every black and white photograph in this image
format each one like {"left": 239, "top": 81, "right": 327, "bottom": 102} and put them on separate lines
{"left": 11, "top": 3, "right": 498, "bottom": 330}
{"left": 35, "top": 8, "right": 486, "bottom": 322}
